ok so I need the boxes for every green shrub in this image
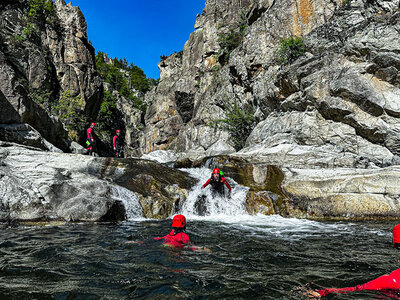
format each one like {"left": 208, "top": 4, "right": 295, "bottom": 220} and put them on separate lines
{"left": 22, "top": 22, "right": 37, "bottom": 38}
{"left": 218, "top": 31, "right": 243, "bottom": 65}
{"left": 95, "top": 52, "right": 155, "bottom": 100}
{"left": 10, "top": 35, "right": 25, "bottom": 44}
{"left": 53, "top": 90, "right": 85, "bottom": 139}
{"left": 97, "top": 90, "right": 118, "bottom": 131}
{"left": 27, "top": 0, "right": 54, "bottom": 20}
{"left": 275, "top": 36, "right": 306, "bottom": 65}
{"left": 30, "top": 89, "right": 52, "bottom": 110}
{"left": 209, "top": 98, "right": 256, "bottom": 150}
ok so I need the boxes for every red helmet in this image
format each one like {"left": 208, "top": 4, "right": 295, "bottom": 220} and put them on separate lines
{"left": 90, "top": 122, "right": 95, "bottom": 126}
{"left": 393, "top": 224, "right": 400, "bottom": 247}
{"left": 116, "top": 129, "right": 121, "bottom": 133}
{"left": 172, "top": 214, "right": 186, "bottom": 228}
{"left": 212, "top": 168, "right": 220, "bottom": 174}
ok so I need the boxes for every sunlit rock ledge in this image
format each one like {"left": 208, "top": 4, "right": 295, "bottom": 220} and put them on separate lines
{"left": 185, "top": 153, "right": 400, "bottom": 220}
{"left": 0, "top": 143, "right": 196, "bottom": 223}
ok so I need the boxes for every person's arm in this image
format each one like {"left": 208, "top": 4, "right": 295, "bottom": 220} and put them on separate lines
{"left": 317, "top": 268, "right": 400, "bottom": 296}
{"left": 87, "top": 128, "right": 93, "bottom": 140}
{"left": 201, "top": 178, "right": 211, "bottom": 189}
{"left": 222, "top": 178, "right": 232, "bottom": 193}
{"left": 113, "top": 136, "right": 117, "bottom": 149}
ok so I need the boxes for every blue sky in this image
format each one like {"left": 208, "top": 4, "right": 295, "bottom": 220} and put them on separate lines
{"left": 70, "top": 0, "right": 205, "bottom": 79}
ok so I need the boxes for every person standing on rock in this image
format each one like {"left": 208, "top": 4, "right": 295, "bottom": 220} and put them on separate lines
{"left": 113, "top": 129, "right": 123, "bottom": 158}
{"left": 86, "top": 122, "right": 96, "bottom": 156}
{"left": 201, "top": 168, "right": 232, "bottom": 197}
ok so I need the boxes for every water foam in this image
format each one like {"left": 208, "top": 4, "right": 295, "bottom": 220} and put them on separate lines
{"left": 179, "top": 167, "right": 249, "bottom": 218}
{"left": 110, "top": 185, "right": 144, "bottom": 221}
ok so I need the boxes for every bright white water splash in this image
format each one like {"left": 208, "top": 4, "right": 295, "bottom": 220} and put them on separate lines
{"left": 179, "top": 167, "right": 249, "bottom": 218}
{"left": 110, "top": 185, "right": 144, "bottom": 221}
{"left": 176, "top": 168, "right": 391, "bottom": 240}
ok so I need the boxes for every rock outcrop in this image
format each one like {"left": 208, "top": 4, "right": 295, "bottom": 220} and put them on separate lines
{"left": 0, "top": 0, "right": 102, "bottom": 151}
{"left": 134, "top": 0, "right": 400, "bottom": 220}
{"left": 0, "top": 142, "right": 196, "bottom": 222}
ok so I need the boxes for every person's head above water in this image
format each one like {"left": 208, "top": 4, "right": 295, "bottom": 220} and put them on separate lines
{"left": 393, "top": 224, "right": 400, "bottom": 248}
{"left": 172, "top": 214, "right": 186, "bottom": 230}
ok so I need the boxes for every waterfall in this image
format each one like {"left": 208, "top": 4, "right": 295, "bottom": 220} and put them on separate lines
{"left": 110, "top": 185, "right": 144, "bottom": 221}
{"left": 179, "top": 167, "right": 249, "bottom": 219}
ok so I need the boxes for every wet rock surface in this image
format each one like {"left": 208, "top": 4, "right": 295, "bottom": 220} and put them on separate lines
{"left": 0, "top": 144, "right": 196, "bottom": 222}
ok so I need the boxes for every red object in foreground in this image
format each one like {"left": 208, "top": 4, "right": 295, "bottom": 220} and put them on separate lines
{"left": 317, "top": 268, "right": 400, "bottom": 296}
{"left": 154, "top": 230, "right": 190, "bottom": 248}
{"left": 393, "top": 224, "right": 400, "bottom": 247}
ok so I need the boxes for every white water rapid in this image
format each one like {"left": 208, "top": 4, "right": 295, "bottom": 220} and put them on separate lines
{"left": 179, "top": 167, "right": 249, "bottom": 218}
{"left": 110, "top": 159, "right": 389, "bottom": 241}
{"left": 110, "top": 185, "right": 144, "bottom": 221}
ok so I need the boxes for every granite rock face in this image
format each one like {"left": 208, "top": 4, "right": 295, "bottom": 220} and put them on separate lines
{"left": 139, "top": 0, "right": 342, "bottom": 154}
{"left": 0, "top": 0, "right": 102, "bottom": 151}
{"left": 0, "top": 143, "right": 196, "bottom": 222}
{"left": 135, "top": 0, "right": 400, "bottom": 219}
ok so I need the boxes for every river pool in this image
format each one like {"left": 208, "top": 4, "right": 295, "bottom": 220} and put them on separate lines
{"left": 0, "top": 216, "right": 398, "bottom": 299}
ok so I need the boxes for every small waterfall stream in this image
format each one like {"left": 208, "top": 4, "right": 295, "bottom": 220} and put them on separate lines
{"left": 179, "top": 167, "right": 249, "bottom": 218}
{"left": 110, "top": 185, "right": 144, "bottom": 220}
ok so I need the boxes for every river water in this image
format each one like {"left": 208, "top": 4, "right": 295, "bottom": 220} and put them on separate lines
{"left": 1, "top": 166, "right": 399, "bottom": 299}
{"left": 0, "top": 218, "right": 398, "bottom": 299}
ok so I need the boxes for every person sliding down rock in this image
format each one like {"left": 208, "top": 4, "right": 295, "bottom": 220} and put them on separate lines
{"left": 113, "top": 129, "right": 123, "bottom": 157}
{"left": 301, "top": 224, "right": 400, "bottom": 298}
{"left": 86, "top": 122, "right": 96, "bottom": 156}
{"left": 201, "top": 168, "right": 232, "bottom": 198}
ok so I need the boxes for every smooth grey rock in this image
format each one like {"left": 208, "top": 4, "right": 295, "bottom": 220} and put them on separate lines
{"left": 205, "top": 140, "right": 236, "bottom": 157}
{"left": 0, "top": 123, "right": 62, "bottom": 152}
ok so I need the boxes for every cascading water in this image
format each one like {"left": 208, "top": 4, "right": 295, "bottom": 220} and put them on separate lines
{"left": 179, "top": 167, "right": 249, "bottom": 219}
{"left": 110, "top": 185, "right": 143, "bottom": 220}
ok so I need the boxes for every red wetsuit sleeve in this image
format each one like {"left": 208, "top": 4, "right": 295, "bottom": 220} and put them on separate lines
{"left": 87, "top": 128, "right": 93, "bottom": 139}
{"left": 317, "top": 268, "right": 400, "bottom": 296}
{"left": 222, "top": 178, "right": 231, "bottom": 193}
{"left": 113, "top": 135, "right": 117, "bottom": 148}
{"left": 202, "top": 178, "right": 211, "bottom": 189}
{"left": 154, "top": 230, "right": 175, "bottom": 241}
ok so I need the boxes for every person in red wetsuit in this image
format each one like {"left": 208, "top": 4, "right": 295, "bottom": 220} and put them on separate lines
{"left": 86, "top": 122, "right": 95, "bottom": 156}
{"left": 113, "top": 129, "right": 122, "bottom": 157}
{"left": 154, "top": 214, "right": 191, "bottom": 248}
{"left": 201, "top": 168, "right": 232, "bottom": 197}
{"left": 127, "top": 215, "right": 211, "bottom": 252}
{"left": 314, "top": 224, "right": 400, "bottom": 297}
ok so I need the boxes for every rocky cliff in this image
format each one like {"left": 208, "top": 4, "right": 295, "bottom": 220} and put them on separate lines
{"left": 138, "top": 0, "right": 400, "bottom": 219}
{"left": 1, "top": 0, "right": 400, "bottom": 221}
{"left": 0, "top": 142, "right": 196, "bottom": 222}
{"left": 0, "top": 0, "right": 102, "bottom": 151}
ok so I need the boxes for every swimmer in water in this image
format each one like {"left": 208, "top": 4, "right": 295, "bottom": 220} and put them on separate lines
{"left": 127, "top": 214, "right": 210, "bottom": 252}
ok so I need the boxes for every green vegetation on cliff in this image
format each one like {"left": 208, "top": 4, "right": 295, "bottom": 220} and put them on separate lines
{"left": 275, "top": 36, "right": 306, "bottom": 65}
{"left": 209, "top": 98, "right": 256, "bottom": 150}
{"left": 27, "top": 0, "right": 54, "bottom": 20}
{"left": 13, "top": 0, "right": 54, "bottom": 42}
{"left": 95, "top": 52, "right": 156, "bottom": 97}
{"left": 53, "top": 90, "right": 85, "bottom": 140}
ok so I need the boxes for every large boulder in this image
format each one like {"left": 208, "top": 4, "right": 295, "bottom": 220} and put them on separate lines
{"left": 0, "top": 143, "right": 197, "bottom": 222}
